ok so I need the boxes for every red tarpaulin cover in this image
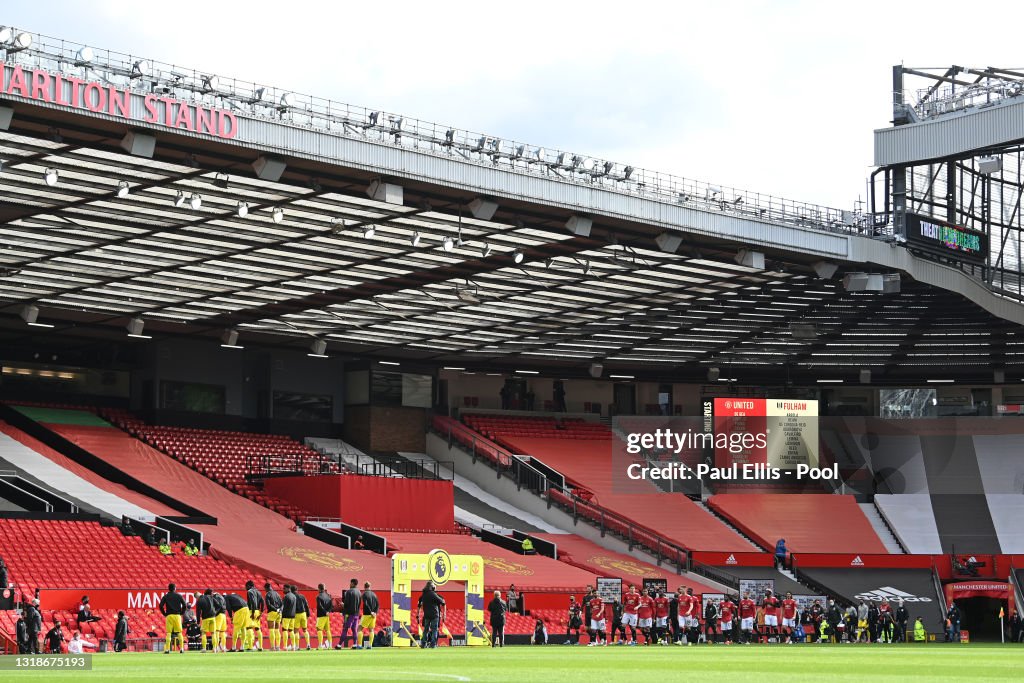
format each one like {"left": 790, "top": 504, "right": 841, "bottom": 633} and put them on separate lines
{"left": 0, "top": 421, "right": 179, "bottom": 516}
{"left": 264, "top": 474, "right": 455, "bottom": 532}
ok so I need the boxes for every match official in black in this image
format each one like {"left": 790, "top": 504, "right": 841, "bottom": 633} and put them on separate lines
{"left": 488, "top": 590, "right": 507, "bottom": 647}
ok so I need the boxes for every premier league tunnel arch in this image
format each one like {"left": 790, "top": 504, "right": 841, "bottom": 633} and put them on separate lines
{"left": 391, "top": 549, "right": 487, "bottom": 646}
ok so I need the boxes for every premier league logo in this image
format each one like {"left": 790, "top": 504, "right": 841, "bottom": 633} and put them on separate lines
{"left": 427, "top": 549, "right": 453, "bottom": 586}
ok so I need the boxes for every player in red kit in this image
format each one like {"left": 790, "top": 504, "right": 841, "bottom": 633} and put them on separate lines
{"left": 587, "top": 593, "right": 606, "bottom": 646}
{"left": 739, "top": 591, "right": 757, "bottom": 644}
{"left": 621, "top": 585, "right": 640, "bottom": 645}
{"left": 684, "top": 588, "right": 700, "bottom": 645}
{"left": 719, "top": 595, "right": 736, "bottom": 644}
{"left": 637, "top": 590, "right": 655, "bottom": 645}
{"left": 653, "top": 591, "right": 670, "bottom": 645}
{"left": 762, "top": 590, "right": 780, "bottom": 642}
{"left": 782, "top": 592, "right": 798, "bottom": 643}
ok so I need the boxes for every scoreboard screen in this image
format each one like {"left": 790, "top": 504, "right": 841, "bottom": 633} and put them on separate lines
{"left": 711, "top": 398, "right": 818, "bottom": 470}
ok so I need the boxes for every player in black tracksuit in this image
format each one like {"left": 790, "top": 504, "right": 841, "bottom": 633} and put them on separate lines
{"left": 316, "top": 584, "right": 333, "bottom": 650}
{"left": 295, "top": 588, "right": 312, "bottom": 650}
{"left": 246, "top": 581, "right": 265, "bottom": 651}
{"left": 265, "top": 583, "right": 283, "bottom": 651}
{"left": 281, "top": 586, "right": 298, "bottom": 651}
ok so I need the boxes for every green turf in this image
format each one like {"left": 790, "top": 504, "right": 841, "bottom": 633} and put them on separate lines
{"left": 5, "top": 645, "right": 1024, "bottom": 682}
{"left": 11, "top": 406, "right": 110, "bottom": 427}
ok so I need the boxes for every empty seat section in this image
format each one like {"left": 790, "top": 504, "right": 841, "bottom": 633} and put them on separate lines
{"left": 0, "top": 518, "right": 267, "bottom": 598}
{"left": 99, "top": 410, "right": 341, "bottom": 524}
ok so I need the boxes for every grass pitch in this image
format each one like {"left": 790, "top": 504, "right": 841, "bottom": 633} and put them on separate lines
{"left": 7, "top": 644, "right": 1024, "bottom": 682}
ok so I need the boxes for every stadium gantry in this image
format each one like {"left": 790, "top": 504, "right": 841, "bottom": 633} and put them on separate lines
{"left": 2, "top": 29, "right": 1024, "bottom": 385}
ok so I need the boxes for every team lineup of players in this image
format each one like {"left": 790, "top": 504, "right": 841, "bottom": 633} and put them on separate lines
{"left": 156, "top": 579, "right": 382, "bottom": 653}
{"left": 568, "top": 585, "right": 823, "bottom": 645}
{"left": 150, "top": 578, "right": 904, "bottom": 651}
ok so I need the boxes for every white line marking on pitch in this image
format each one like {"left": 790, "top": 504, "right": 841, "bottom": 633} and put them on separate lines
{"left": 391, "top": 672, "right": 471, "bottom": 682}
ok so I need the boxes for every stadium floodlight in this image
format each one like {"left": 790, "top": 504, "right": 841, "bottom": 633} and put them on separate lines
{"left": 236, "top": 201, "right": 249, "bottom": 218}
{"left": 189, "top": 193, "right": 202, "bottom": 210}
{"left": 442, "top": 236, "right": 455, "bottom": 252}
{"left": 6, "top": 31, "right": 31, "bottom": 53}
{"left": 308, "top": 338, "right": 328, "bottom": 358}
{"left": 411, "top": 232, "right": 421, "bottom": 247}
{"left": 623, "top": 165, "right": 635, "bottom": 180}
{"left": 116, "top": 181, "right": 130, "bottom": 198}
{"left": 533, "top": 147, "right": 546, "bottom": 163}
{"left": 0, "top": 28, "right": 11, "bottom": 44}
{"left": 130, "top": 60, "right": 150, "bottom": 79}
{"left": 173, "top": 190, "right": 186, "bottom": 207}
{"left": 126, "top": 317, "right": 151, "bottom": 339}
{"left": 363, "top": 225, "right": 376, "bottom": 239}
{"left": 20, "top": 304, "right": 54, "bottom": 328}
{"left": 514, "top": 144, "right": 527, "bottom": 159}
{"left": 481, "top": 243, "right": 492, "bottom": 257}
{"left": 977, "top": 156, "right": 1002, "bottom": 175}
{"left": 707, "top": 367, "right": 721, "bottom": 381}
{"left": 570, "top": 155, "right": 583, "bottom": 170}
{"left": 278, "top": 92, "right": 295, "bottom": 109}
{"left": 580, "top": 158, "right": 595, "bottom": 172}
{"left": 271, "top": 207, "right": 284, "bottom": 224}
{"left": 475, "top": 136, "right": 488, "bottom": 151}
{"left": 368, "top": 111, "right": 380, "bottom": 126}
{"left": 220, "top": 329, "right": 243, "bottom": 349}
{"left": 201, "top": 75, "right": 219, "bottom": 93}
{"left": 43, "top": 168, "right": 59, "bottom": 187}
{"left": 74, "top": 46, "right": 94, "bottom": 65}
{"left": 512, "top": 249, "right": 524, "bottom": 264}
{"left": 456, "top": 288, "right": 480, "bottom": 304}
{"left": 250, "top": 87, "right": 266, "bottom": 103}
{"left": 444, "top": 129, "right": 455, "bottom": 145}
{"left": 602, "top": 161, "right": 615, "bottom": 176}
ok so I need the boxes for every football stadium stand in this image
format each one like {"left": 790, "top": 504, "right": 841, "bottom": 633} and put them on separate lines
{"left": 6, "top": 407, "right": 393, "bottom": 590}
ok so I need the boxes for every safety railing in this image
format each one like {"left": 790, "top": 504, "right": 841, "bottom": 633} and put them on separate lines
{"left": 431, "top": 415, "right": 689, "bottom": 572}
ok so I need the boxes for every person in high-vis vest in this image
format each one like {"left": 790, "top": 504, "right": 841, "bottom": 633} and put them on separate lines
{"left": 914, "top": 617, "right": 927, "bottom": 642}
{"left": 521, "top": 538, "right": 535, "bottom": 555}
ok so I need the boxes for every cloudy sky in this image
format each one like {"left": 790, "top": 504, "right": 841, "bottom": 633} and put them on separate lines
{"left": 7, "top": 1, "right": 1024, "bottom": 210}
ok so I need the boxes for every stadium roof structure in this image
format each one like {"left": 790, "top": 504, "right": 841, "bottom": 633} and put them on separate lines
{"left": 2, "top": 30, "right": 1024, "bottom": 383}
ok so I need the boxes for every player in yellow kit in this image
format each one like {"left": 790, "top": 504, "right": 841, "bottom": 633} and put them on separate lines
{"left": 158, "top": 583, "right": 186, "bottom": 654}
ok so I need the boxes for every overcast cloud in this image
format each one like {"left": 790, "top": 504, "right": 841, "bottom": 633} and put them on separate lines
{"left": 6, "top": 0, "right": 1024, "bottom": 210}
